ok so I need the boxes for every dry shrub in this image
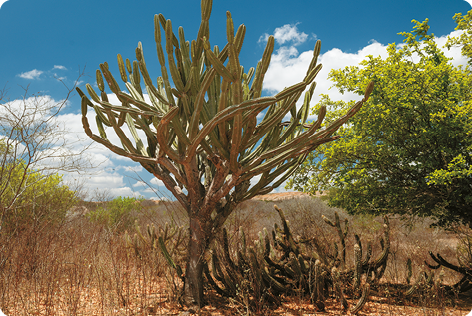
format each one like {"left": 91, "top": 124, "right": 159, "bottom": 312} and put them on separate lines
{"left": 0, "top": 201, "right": 179, "bottom": 315}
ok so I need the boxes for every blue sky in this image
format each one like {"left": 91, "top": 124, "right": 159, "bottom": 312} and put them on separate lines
{"left": 0, "top": 0, "right": 470, "bottom": 201}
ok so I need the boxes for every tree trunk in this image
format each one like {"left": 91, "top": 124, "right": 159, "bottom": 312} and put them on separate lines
{"left": 183, "top": 214, "right": 209, "bottom": 309}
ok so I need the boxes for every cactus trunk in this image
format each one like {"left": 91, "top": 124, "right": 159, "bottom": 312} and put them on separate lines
{"left": 184, "top": 214, "right": 209, "bottom": 308}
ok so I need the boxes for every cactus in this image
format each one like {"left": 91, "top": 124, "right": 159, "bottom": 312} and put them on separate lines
{"left": 124, "top": 220, "right": 186, "bottom": 279}
{"left": 322, "top": 212, "right": 349, "bottom": 268}
{"left": 350, "top": 283, "right": 370, "bottom": 315}
{"left": 79, "top": 0, "right": 373, "bottom": 306}
{"left": 406, "top": 258, "right": 412, "bottom": 285}
{"left": 353, "top": 243, "right": 362, "bottom": 290}
{"left": 405, "top": 271, "right": 428, "bottom": 296}
{"left": 332, "top": 266, "right": 348, "bottom": 312}
{"left": 405, "top": 250, "right": 472, "bottom": 296}
{"left": 204, "top": 205, "right": 390, "bottom": 313}
{"left": 158, "top": 236, "right": 184, "bottom": 279}
{"left": 312, "top": 259, "right": 325, "bottom": 311}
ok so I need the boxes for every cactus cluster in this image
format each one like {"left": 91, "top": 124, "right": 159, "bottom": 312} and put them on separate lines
{"left": 124, "top": 221, "right": 187, "bottom": 278}
{"left": 204, "top": 206, "right": 390, "bottom": 313}
{"left": 405, "top": 251, "right": 472, "bottom": 297}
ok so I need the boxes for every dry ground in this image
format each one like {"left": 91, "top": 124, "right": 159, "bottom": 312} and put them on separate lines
{"left": 2, "top": 277, "right": 471, "bottom": 315}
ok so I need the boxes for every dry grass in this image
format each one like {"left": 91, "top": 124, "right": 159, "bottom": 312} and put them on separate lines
{"left": 0, "top": 195, "right": 471, "bottom": 315}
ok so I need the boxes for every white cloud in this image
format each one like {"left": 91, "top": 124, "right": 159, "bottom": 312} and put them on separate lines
{"left": 248, "top": 171, "right": 293, "bottom": 194}
{"left": 65, "top": 168, "right": 142, "bottom": 199}
{"left": 263, "top": 40, "right": 388, "bottom": 105}
{"left": 263, "top": 47, "right": 314, "bottom": 95}
{"left": 63, "top": 90, "right": 159, "bottom": 199}
{"left": 110, "top": 187, "right": 142, "bottom": 198}
{"left": 18, "top": 69, "right": 43, "bottom": 80}
{"left": 87, "top": 173, "right": 124, "bottom": 186}
{"left": 16, "top": 65, "right": 71, "bottom": 82}
{"left": 116, "top": 165, "right": 143, "bottom": 173}
{"left": 1, "top": 86, "right": 166, "bottom": 201}
{"left": 150, "top": 177, "right": 165, "bottom": 187}
{"left": 259, "top": 24, "right": 311, "bottom": 46}
{"left": 273, "top": 24, "right": 309, "bottom": 46}
{"left": 0, "top": 94, "right": 121, "bottom": 199}
{"left": 133, "top": 181, "right": 147, "bottom": 188}
{"left": 258, "top": 33, "right": 270, "bottom": 44}
{"left": 0, "top": 95, "right": 59, "bottom": 120}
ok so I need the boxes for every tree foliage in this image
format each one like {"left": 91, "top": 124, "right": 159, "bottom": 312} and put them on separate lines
{"left": 0, "top": 151, "right": 77, "bottom": 233}
{"left": 288, "top": 18, "right": 472, "bottom": 226}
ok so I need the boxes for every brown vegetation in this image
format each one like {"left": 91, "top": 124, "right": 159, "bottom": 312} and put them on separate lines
{"left": 0, "top": 194, "right": 471, "bottom": 315}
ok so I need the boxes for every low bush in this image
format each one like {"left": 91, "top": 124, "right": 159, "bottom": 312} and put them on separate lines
{"left": 0, "top": 161, "right": 77, "bottom": 234}
{"left": 86, "top": 196, "right": 144, "bottom": 231}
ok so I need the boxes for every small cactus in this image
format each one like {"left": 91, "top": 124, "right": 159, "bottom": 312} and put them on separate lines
{"left": 351, "top": 283, "right": 370, "bottom": 315}
{"left": 124, "top": 220, "right": 187, "bottom": 280}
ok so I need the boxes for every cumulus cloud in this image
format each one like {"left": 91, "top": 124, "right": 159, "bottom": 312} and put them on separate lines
{"left": 17, "top": 65, "right": 74, "bottom": 83}
{"left": 0, "top": 94, "right": 117, "bottom": 199}
{"left": 86, "top": 172, "right": 124, "bottom": 187}
{"left": 59, "top": 90, "right": 159, "bottom": 199}
{"left": 0, "top": 95, "right": 59, "bottom": 120}
{"left": 65, "top": 168, "right": 142, "bottom": 199}
{"left": 110, "top": 187, "right": 142, "bottom": 198}
{"left": 116, "top": 165, "right": 143, "bottom": 173}
{"left": 263, "top": 39, "right": 388, "bottom": 104}
{"left": 248, "top": 173, "right": 291, "bottom": 195}
{"left": 17, "top": 69, "right": 43, "bottom": 80}
{"left": 1, "top": 83, "right": 161, "bottom": 200}
{"left": 259, "top": 24, "right": 312, "bottom": 46}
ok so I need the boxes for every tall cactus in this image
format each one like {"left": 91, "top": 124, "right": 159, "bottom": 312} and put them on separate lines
{"left": 77, "top": 0, "right": 373, "bottom": 308}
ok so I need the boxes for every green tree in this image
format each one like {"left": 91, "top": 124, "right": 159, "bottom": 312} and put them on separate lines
{"left": 77, "top": 0, "right": 372, "bottom": 307}
{"left": 0, "top": 153, "right": 77, "bottom": 233}
{"left": 288, "top": 18, "right": 472, "bottom": 227}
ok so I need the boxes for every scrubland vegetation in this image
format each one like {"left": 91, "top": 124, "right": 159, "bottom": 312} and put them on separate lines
{"left": 0, "top": 193, "right": 470, "bottom": 315}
